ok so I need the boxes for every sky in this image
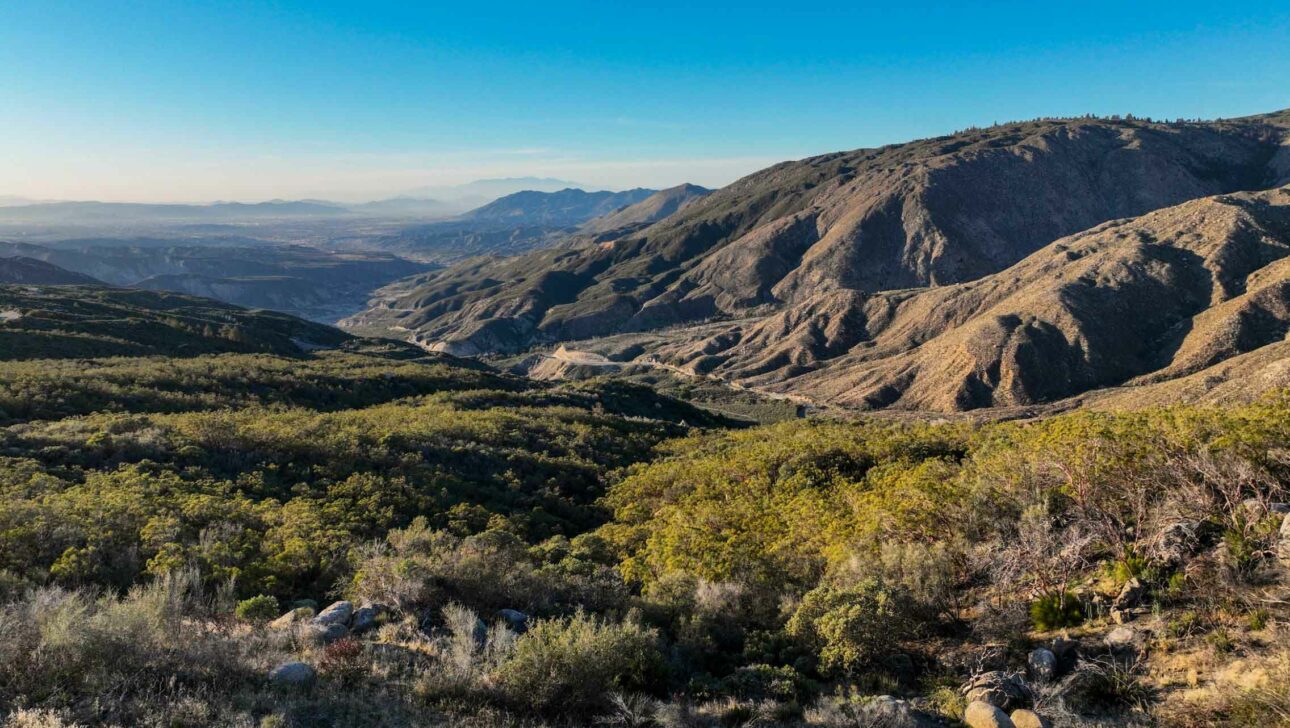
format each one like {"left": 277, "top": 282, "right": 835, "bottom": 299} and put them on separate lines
{"left": 1, "top": 1, "right": 1287, "bottom": 203}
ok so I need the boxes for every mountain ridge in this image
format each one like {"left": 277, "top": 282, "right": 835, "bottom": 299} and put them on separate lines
{"left": 346, "top": 112, "right": 1290, "bottom": 359}
{"left": 0, "top": 256, "right": 103, "bottom": 285}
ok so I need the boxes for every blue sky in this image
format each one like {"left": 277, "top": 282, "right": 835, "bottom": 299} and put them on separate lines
{"left": 1, "top": 1, "right": 1287, "bottom": 202}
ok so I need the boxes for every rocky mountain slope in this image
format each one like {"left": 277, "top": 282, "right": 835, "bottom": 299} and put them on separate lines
{"left": 346, "top": 113, "right": 1290, "bottom": 361}
{"left": 577, "top": 183, "right": 711, "bottom": 235}
{"left": 652, "top": 185, "right": 1290, "bottom": 410}
{"left": 0, "top": 256, "right": 102, "bottom": 285}
{"left": 344, "top": 112, "right": 1290, "bottom": 411}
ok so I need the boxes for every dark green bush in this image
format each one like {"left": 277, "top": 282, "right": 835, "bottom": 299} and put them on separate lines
{"left": 1029, "top": 591, "right": 1084, "bottom": 630}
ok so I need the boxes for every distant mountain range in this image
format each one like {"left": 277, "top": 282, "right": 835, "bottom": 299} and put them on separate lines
{"left": 0, "top": 199, "right": 351, "bottom": 223}
{"left": 362, "top": 186, "right": 713, "bottom": 262}
{"left": 0, "top": 180, "right": 644, "bottom": 224}
{"left": 463, "top": 188, "right": 657, "bottom": 226}
{"left": 402, "top": 177, "right": 583, "bottom": 210}
{"left": 344, "top": 110, "right": 1290, "bottom": 413}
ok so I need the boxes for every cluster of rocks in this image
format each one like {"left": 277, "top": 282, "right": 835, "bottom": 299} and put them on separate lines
{"left": 956, "top": 634, "right": 1092, "bottom": 728}
{"left": 268, "top": 599, "right": 385, "bottom": 647}
{"left": 960, "top": 670, "right": 1047, "bottom": 728}
{"left": 266, "top": 600, "right": 385, "bottom": 688}
{"left": 267, "top": 603, "right": 531, "bottom": 687}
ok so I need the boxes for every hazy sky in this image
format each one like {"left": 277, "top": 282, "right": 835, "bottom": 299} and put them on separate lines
{"left": 1, "top": 1, "right": 1287, "bottom": 203}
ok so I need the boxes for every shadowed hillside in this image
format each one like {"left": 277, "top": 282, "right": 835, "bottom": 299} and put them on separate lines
{"left": 0, "top": 257, "right": 101, "bottom": 285}
{"left": 0, "top": 285, "right": 352, "bottom": 360}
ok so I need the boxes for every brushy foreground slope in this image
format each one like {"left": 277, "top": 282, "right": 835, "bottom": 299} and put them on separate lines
{"left": 1, "top": 335, "right": 1287, "bottom": 727}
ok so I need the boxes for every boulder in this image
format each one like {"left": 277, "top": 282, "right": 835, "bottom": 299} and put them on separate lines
{"left": 961, "top": 671, "right": 1032, "bottom": 710}
{"left": 268, "top": 661, "right": 316, "bottom": 687}
{"left": 964, "top": 700, "right": 1014, "bottom": 728}
{"left": 471, "top": 616, "right": 488, "bottom": 646}
{"left": 351, "top": 603, "right": 384, "bottom": 634}
{"left": 268, "top": 607, "right": 313, "bottom": 630}
{"left": 312, "top": 600, "right": 354, "bottom": 627}
{"left": 309, "top": 622, "right": 349, "bottom": 645}
{"left": 1027, "top": 647, "right": 1056, "bottom": 682}
{"left": 498, "top": 608, "right": 529, "bottom": 633}
{"left": 1113, "top": 578, "right": 1144, "bottom": 610}
{"left": 1105, "top": 626, "right": 1137, "bottom": 648}
{"left": 1151, "top": 521, "right": 1199, "bottom": 566}
{"left": 1009, "top": 709, "right": 1051, "bottom": 728}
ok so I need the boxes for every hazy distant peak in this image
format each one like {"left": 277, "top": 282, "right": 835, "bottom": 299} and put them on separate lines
{"left": 463, "top": 187, "right": 658, "bottom": 226}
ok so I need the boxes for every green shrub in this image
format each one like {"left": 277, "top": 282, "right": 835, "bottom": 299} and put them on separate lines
{"left": 1168, "top": 610, "right": 1205, "bottom": 638}
{"left": 1029, "top": 591, "right": 1084, "bottom": 630}
{"left": 1246, "top": 608, "right": 1269, "bottom": 631}
{"left": 785, "top": 580, "right": 913, "bottom": 676}
{"left": 234, "top": 594, "right": 279, "bottom": 623}
{"left": 1111, "top": 549, "right": 1156, "bottom": 586}
{"left": 494, "top": 611, "right": 662, "bottom": 715}
{"left": 718, "top": 663, "right": 813, "bottom": 702}
{"left": 1206, "top": 628, "right": 1235, "bottom": 654}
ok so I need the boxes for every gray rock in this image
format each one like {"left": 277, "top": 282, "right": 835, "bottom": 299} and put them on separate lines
{"left": 1105, "top": 626, "right": 1137, "bottom": 647}
{"left": 1269, "top": 502, "right": 1290, "bottom": 515}
{"left": 1113, "top": 578, "right": 1144, "bottom": 610}
{"left": 1009, "top": 709, "right": 1051, "bottom": 728}
{"left": 268, "top": 606, "right": 313, "bottom": 630}
{"left": 309, "top": 622, "right": 349, "bottom": 645}
{"left": 1027, "top": 647, "right": 1056, "bottom": 682}
{"left": 312, "top": 600, "right": 354, "bottom": 627}
{"left": 961, "top": 671, "right": 1032, "bottom": 710}
{"left": 351, "top": 604, "right": 383, "bottom": 634}
{"left": 964, "top": 700, "right": 1014, "bottom": 728}
{"left": 1151, "top": 521, "right": 1199, "bottom": 566}
{"left": 498, "top": 608, "right": 529, "bottom": 633}
{"left": 268, "top": 661, "right": 316, "bottom": 687}
{"left": 472, "top": 616, "right": 488, "bottom": 646}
